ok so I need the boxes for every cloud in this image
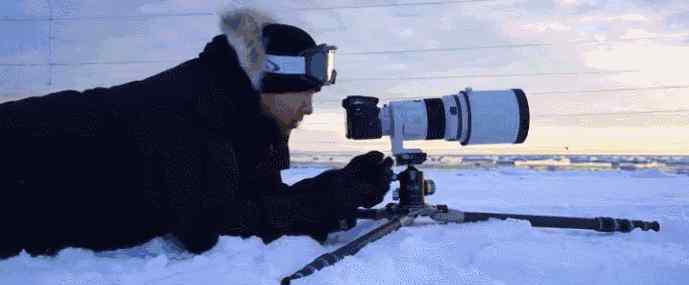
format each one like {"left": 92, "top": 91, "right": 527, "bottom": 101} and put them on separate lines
{"left": 558, "top": 0, "right": 579, "bottom": 6}
{"left": 2, "top": 0, "right": 689, "bottom": 153}
{"left": 522, "top": 22, "right": 573, "bottom": 32}
{"left": 580, "top": 14, "right": 649, "bottom": 23}
{"left": 666, "top": 10, "right": 689, "bottom": 31}
{"left": 581, "top": 40, "right": 689, "bottom": 87}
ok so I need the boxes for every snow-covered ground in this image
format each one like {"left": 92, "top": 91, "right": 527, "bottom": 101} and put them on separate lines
{"left": 1, "top": 166, "right": 688, "bottom": 285}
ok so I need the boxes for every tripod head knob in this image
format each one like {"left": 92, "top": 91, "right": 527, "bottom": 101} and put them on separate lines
{"left": 424, "top": 180, "right": 436, "bottom": 196}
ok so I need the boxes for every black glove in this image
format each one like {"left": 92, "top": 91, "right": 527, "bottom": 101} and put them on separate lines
{"left": 256, "top": 151, "right": 394, "bottom": 243}
{"left": 340, "top": 151, "right": 395, "bottom": 208}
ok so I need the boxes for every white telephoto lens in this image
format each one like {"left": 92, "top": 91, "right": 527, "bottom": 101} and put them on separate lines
{"left": 380, "top": 89, "right": 529, "bottom": 146}
{"left": 456, "top": 89, "right": 529, "bottom": 145}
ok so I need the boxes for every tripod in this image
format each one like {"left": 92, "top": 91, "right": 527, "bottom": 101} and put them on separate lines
{"left": 281, "top": 152, "right": 660, "bottom": 285}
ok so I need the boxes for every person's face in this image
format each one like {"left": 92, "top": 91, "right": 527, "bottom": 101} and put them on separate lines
{"left": 260, "top": 90, "right": 316, "bottom": 136}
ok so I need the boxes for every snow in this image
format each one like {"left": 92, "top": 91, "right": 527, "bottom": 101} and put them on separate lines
{"left": 2, "top": 166, "right": 688, "bottom": 285}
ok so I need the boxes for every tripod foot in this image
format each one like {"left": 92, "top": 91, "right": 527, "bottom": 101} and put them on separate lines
{"left": 596, "top": 217, "right": 660, "bottom": 232}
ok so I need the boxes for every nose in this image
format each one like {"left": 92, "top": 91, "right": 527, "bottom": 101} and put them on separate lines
{"left": 302, "top": 95, "right": 313, "bottom": 115}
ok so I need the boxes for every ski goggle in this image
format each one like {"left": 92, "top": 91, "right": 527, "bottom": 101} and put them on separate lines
{"left": 264, "top": 44, "right": 337, "bottom": 86}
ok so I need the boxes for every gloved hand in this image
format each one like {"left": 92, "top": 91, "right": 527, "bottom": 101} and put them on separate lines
{"left": 256, "top": 151, "right": 394, "bottom": 243}
{"left": 340, "top": 151, "right": 395, "bottom": 208}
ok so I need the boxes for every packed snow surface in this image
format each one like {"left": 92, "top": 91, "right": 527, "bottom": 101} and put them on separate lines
{"left": 2, "top": 167, "right": 688, "bottom": 285}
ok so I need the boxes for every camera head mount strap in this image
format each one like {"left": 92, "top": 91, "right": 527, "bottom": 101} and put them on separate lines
{"left": 264, "top": 44, "right": 337, "bottom": 87}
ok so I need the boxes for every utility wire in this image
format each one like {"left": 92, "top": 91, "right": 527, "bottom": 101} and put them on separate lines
{"left": 0, "top": 0, "right": 497, "bottom": 22}
{"left": 47, "top": 0, "right": 54, "bottom": 87}
{"left": 339, "top": 35, "right": 689, "bottom": 56}
{"left": 337, "top": 70, "right": 638, "bottom": 82}
{"left": 2, "top": 35, "right": 683, "bottom": 68}
{"left": 296, "top": 0, "right": 496, "bottom": 10}
{"left": 0, "top": 12, "right": 215, "bottom": 22}
{"left": 0, "top": 59, "right": 181, "bottom": 67}
{"left": 342, "top": 43, "right": 554, "bottom": 55}
{"left": 529, "top": 85, "right": 689, "bottom": 96}
{"left": 0, "top": 63, "right": 638, "bottom": 84}
{"left": 362, "top": 84, "right": 689, "bottom": 103}
{"left": 537, "top": 109, "right": 689, "bottom": 118}
{"left": 3, "top": 34, "right": 682, "bottom": 66}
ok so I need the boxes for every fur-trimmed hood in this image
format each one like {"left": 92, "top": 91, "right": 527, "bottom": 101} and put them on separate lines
{"left": 219, "top": 9, "right": 275, "bottom": 92}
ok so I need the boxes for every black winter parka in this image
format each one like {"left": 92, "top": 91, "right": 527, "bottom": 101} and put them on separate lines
{"left": 0, "top": 34, "right": 300, "bottom": 257}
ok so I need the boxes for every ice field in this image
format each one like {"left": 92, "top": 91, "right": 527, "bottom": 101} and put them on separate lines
{"left": 1, "top": 165, "right": 688, "bottom": 285}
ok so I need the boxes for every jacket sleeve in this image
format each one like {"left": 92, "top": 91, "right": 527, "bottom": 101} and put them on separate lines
{"left": 236, "top": 169, "right": 358, "bottom": 244}
{"left": 0, "top": 89, "right": 112, "bottom": 139}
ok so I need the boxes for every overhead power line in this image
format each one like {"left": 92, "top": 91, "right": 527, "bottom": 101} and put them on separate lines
{"left": 3, "top": 34, "right": 682, "bottom": 66}
{"left": 0, "top": 0, "right": 496, "bottom": 22}
{"left": 340, "top": 35, "right": 689, "bottom": 56}
{"left": 537, "top": 109, "right": 689, "bottom": 118}
{"left": 341, "top": 43, "right": 554, "bottom": 55}
{"left": 47, "top": 0, "right": 54, "bottom": 87}
{"left": 382, "top": 84, "right": 689, "bottom": 99}
{"left": 337, "top": 70, "right": 638, "bottom": 82}
{"left": 323, "top": 84, "right": 689, "bottom": 104}
{"left": 296, "top": 0, "right": 496, "bottom": 10}
{"left": 0, "top": 59, "right": 180, "bottom": 67}
{"left": 0, "top": 12, "right": 215, "bottom": 22}
{"left": 0, "top": 61, "right": 638, "bottom": 84}
{"left": 2, "top": 34, "right": 683, "bottom": 68}
{"left": 529, "top": 85, "right": 689, "bottom": 96}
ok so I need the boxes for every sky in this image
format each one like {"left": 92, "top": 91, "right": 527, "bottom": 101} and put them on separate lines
{"left": 1, "top": 0, "right": 688, "bottom": 155}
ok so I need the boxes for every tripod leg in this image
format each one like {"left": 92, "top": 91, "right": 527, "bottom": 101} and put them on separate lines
{"left": 354, "top": 207, "right": 400, "bottom": 220}
{"left": 429, "top": 208, "right": 467, "bottom": 224}
{"left": 281, "top": 214, "right": 416, "bottom": 285}
{"left": 459, "top": 211, "right": 659, "bottom": 233}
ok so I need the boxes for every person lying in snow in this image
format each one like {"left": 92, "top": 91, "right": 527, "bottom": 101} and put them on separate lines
{"left": 0, "top": 9, "right": 393, "bottom": 258}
